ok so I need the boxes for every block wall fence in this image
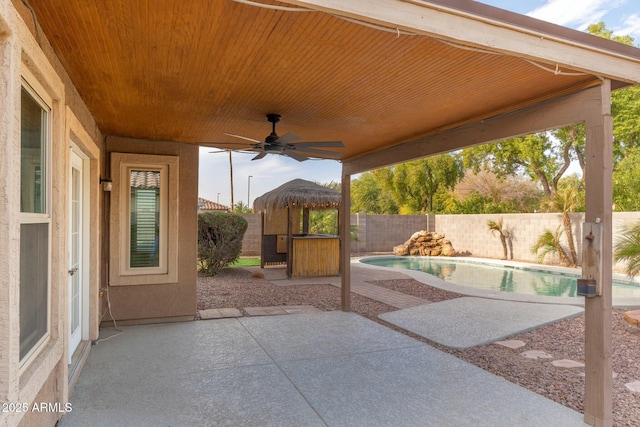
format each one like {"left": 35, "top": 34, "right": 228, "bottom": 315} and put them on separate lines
{"left": 239, "top": 212, "right": 640, "bottom": 270}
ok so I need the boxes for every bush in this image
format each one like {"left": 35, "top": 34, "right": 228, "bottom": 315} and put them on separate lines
{"left": 198, "top": 212, "right": 248, "bottom": 276}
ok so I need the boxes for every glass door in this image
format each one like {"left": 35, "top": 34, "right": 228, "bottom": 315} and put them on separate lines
{"left": 68, "top": 151, "right": 83, "bottom": 363}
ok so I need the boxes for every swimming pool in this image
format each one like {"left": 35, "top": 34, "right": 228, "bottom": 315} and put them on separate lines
{"left": 360, "top": 256, "right": 640, "bottom": 298}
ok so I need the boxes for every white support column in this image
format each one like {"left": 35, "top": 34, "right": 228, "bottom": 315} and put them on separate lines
{"left": 583, "top": 80, "right": 613, "bottom": 427}
{"left": 340, "top": 169, "right": 351, "bottom": 311}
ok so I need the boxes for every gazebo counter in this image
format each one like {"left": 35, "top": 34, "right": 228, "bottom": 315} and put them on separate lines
{"left": 291, "top": 234, "right": 340, "bottom": 278}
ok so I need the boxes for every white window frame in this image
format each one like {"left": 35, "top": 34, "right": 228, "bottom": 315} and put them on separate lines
{"left": 110, "top": 153, "right": 179, "bottom": 286}
{"left": 19, "top": 73, "right": 52, "bottom": 368}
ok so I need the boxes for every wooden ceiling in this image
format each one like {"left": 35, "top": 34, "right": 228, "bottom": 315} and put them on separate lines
{"left": 20, "top": 0, "right": 640, "bottom": 162}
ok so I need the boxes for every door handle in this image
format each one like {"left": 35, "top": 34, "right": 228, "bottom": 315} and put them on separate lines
{"left": 68, "top": 267, "right": 78, "bottom": 276}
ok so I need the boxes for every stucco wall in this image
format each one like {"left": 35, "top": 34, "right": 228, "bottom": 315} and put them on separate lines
{"left": 1, "top": 2, "right": 104, "bottom": 426}
{"left": 105, "top": 137, "right": 198, "bottom": 323}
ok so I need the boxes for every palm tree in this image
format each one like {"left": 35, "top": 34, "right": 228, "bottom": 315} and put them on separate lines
{"left": 532, "top": 226, "right": 573, "bottom": 267}
{"left": 541, "top": 186, "right": 580, "bottom": 265}
{"left": 487, "top": 218, "right": 508, "bottom": 260}
{"left": 614, "top": 221, "right": 640, "bottom": 277}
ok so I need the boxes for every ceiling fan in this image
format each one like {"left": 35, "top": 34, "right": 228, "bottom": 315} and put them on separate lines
{"left": 212, "top": 114, "right": 344, "bottom": 162}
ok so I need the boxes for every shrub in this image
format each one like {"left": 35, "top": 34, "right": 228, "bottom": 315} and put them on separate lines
{"left": 614, "top": 221, "right": 640, "bottom": 278}
{"left": 198, "top": 212, "right": 248, "bottom": 276}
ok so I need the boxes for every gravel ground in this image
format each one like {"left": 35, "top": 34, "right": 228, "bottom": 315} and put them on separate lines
{"left": 197, "top": 267, "right": 640, "bottom": 427}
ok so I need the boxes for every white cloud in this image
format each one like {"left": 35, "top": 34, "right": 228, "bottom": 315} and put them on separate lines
{"left": 615, "top": 13, "right": 640, "bottom": 40}
{"left": 527, "top": 0, "right": 617, "bottom": 30}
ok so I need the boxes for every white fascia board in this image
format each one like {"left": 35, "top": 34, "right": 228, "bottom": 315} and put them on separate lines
{"left": 283, "top": 0, "right": 640, "bottom": 83}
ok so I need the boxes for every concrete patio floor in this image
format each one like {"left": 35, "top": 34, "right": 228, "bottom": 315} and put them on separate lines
{"left": 58, "top": 311, "right": 587, "bottom": 427}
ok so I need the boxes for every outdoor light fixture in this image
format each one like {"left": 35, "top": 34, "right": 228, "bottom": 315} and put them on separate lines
{"left": 100, "top": 177, "right": 113, "bottom": 192}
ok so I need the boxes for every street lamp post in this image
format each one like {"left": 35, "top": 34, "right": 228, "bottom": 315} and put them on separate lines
{"left": 247, "top": 175, "right": 253, "bottom": 210}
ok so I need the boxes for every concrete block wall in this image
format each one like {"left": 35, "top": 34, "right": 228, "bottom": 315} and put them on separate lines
{"left": 431, "top": 212, "right": 640, "bottom": 269}
{"left": 350, "top": 213, "right": 429, "bottom": 254}
{"left": 238, "top": 213, "right": 262, "bottom": 256}
{"left": 435, "top": 213, "right": 583, "bottom": 263}
{"left": 240, "top": 212, "right": 640, "bottom": 271}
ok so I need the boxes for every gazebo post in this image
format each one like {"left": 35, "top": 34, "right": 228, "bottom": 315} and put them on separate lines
{"left": 287, "top": 203, "right": 293, "bottom": 279}
{"left": 340, "top": 169, "right": 351, "bottom": 311}
{"left": 302, "top": 207, "right": 310, "bottom": 234}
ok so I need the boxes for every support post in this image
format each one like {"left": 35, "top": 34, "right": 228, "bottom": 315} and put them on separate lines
{"left": 340, "top": 169, "right": 351, "bottom": 311}
{"left": 583, "top": 80, "right": 613, "bottom": 427}
{"left": 287, "top": 205, "right": 293, "bottom": 279}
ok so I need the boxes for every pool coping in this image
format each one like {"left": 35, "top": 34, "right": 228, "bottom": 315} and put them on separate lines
{"left": 354, "top": 256, "right": 640, "bottom": 308}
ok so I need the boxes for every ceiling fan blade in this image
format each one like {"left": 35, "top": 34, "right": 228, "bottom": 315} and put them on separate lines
{"left": 224, "top": 133, "right": 262, "bottom": 144}
{"left": 274, "top": 132, "right": 302, "bottom": 145}
{"left": 293, "top": 141, "right": 344, "bottom": 148}
{"left": 283, "top": 150, "right": 308, "bottom": 162}
{"left": 203, "top": 141, "right": 257, "bottom": 148}
{"left": 251, "top": 151, "right": 268, "bottom": 161}
{"left": 209, "top": 150, "right": 259, "bottom": 155}
{"left": 290, "top": 146, "right": 342, "bottom": 159}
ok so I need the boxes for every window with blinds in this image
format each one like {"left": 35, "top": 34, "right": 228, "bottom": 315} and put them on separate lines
{"left": 111, "top": 153, "right": 178, "bottom": 285}
{"left": 129, "top": 170, "right": 160, "bottom": 268}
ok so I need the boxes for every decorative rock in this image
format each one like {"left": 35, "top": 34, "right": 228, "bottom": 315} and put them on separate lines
{"left": 393, "top": 243, "right": 410, "bottom": 256}
{"left": 625, "top": 380, "right": 640, "bottom": 393}
{"left": 623, "top": 310, "right": 640, "bottom": 327}
{"left": 551, "top": 359, "right": 585, "bottom": 368}
{"left": 521, "top": 350, "right": 553, "bottom": 359}
{"left": 494, "top": 340, "right": 526, "bottom": 349}
{"left": 393, "top": 230, "right": 456, "bottom": 257}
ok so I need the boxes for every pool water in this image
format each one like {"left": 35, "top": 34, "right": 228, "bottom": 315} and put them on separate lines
{"left": 361, "top": 256, "right": 640, "bottom": 298}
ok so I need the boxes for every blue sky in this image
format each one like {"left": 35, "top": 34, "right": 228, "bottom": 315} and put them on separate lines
{"left": 198, "top": 0, "right": 639, "bottom": 208}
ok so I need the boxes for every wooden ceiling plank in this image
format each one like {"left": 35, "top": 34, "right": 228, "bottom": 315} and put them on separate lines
{"left": 284, "top": 0, "right": 640, "bottom": 83}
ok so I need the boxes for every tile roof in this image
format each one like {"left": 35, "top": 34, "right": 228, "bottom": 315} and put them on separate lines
{"left": 198, "top": 197, "right": 229, "bottom": 212}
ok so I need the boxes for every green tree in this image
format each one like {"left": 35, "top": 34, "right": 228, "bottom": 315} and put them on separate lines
{"left": 614, "top": 221, "right": 640, "bottom": 277}
{"left": 462, "top": 133, "right": 572, "bottom": 198}
{"left": 386, "top": 153, "right": 463, "bottom": 214}
{"left": 613, "top": 147, "right": 640, "bottom": 211}
{"left": 586, "top": 21, "right": 635, "bottom": 46}
{"left": 309, "top": 210, "right": 337, "bottom": 235}
{"left": 233, "top": 201, "right": 252, "bottom": 213}
{"left": 351, "top": 171, "right": 398, "bottom": 214}
{"left": 586, "top": 22, "right": 640, "bottom": 165}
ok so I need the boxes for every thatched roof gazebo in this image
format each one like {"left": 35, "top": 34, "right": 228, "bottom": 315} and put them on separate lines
{"left": 254, "top": 178, "right": 340, "bottom": 212}
{"left": 253, "top": 179, "right": 341, "bottom": 278}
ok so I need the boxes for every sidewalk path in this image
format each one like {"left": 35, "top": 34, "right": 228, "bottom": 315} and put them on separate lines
{"left": 247, "top": 265, "right": 427, "bottom": 309}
